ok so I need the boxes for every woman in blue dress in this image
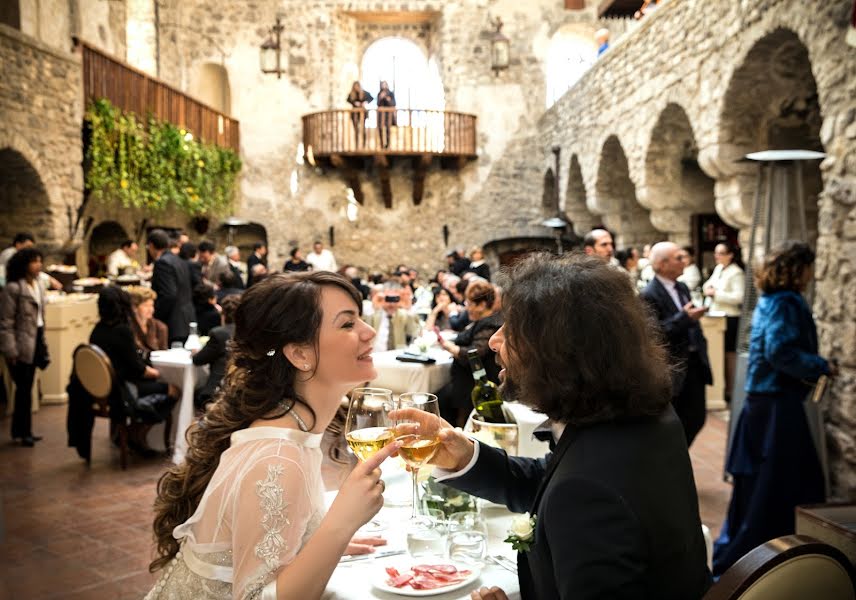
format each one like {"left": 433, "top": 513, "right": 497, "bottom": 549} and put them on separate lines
{"left": 713, "top": 241, "right": 836, "bottom": 575}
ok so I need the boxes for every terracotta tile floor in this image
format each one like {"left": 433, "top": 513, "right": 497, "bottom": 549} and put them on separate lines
{"left": 0, "top": 405, "right": 732, "bottom": 599}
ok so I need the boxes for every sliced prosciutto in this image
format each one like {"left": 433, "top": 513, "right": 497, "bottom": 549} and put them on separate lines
{"left": 385, "top": 563, "right": 473, "bottom": 590}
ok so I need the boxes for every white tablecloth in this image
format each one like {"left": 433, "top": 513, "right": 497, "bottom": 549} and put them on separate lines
{"left": 324, "top": 462, "right": 521, "bottom": 599}
{"left": 149, "top": 349, "right": 208, "bottom": 463}
{"left": 369, "top": 350, "right": 453, "bottom": 394}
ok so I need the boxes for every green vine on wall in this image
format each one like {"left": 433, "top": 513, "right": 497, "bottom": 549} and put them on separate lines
{"left": 84, "top": 98, "right": 242, "bottom": 217}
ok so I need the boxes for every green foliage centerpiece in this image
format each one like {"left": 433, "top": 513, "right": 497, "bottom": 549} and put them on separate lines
{"left": 84, "top": 98, "right": 242, "bottom": 216}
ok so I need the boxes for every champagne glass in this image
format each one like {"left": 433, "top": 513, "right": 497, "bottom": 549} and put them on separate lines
{"left": 393, "top": 392, "right": 442, "bottom": 519}
{"left": 344, "top": 387, "right": 393, "bottom": 532}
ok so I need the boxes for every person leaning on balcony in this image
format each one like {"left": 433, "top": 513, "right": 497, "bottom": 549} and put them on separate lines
{"left": 376, "top": 80, "right": 396, "bottom": 149}
{"left": 346, "top": 81, "right": 373, "bottom": 147}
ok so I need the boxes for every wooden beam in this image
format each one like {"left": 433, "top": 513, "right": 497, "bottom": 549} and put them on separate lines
{"left": 330, "top": 154, "right": 364, "bottom": 205}
{"left": 412, "top": 154, "right": 432, "bottom": 206}
{"left": 375, "top": 154, "right": 392, "bottom": 209}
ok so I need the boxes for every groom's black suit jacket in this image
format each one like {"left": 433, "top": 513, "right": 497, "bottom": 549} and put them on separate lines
{"left": 447, "top": 406, "right": 712, "bottom": 600}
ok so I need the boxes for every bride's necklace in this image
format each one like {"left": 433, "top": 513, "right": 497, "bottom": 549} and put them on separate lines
{"left": 281, "top": 400, "right": 310, "bottom": 432}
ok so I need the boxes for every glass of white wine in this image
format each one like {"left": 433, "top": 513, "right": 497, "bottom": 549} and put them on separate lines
{"left": 393, "top": 392, "right": 442, "bottom": 519}
{"left": 344, "top": 387, "right": 394, "bottom": 532}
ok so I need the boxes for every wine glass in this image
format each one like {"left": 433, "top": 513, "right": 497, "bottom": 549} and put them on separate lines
{"left": 344, "top": 387, "right": 394, "bottom": 532}
{"left": 393, "top": 392, "right": 442, "bottom": 519}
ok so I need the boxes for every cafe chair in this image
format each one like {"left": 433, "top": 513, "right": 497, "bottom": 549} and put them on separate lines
{"left": 703, "top": 535, "right": 856, "bottom": 600}
{"left": 73, "top": 344, "right": 130, "bottom": 469}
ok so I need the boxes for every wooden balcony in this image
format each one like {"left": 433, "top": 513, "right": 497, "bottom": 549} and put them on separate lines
{"left": 302, "top": 108, "right": 477, "bottom": 207}
{"left": 75, "top": 38, "right": 239, "bottom": 151}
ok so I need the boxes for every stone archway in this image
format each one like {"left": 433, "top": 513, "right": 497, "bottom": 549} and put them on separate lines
{"left": 707, "top": 28, "right": 823, "bottom": 247}
{"left": 212, "top": 222, "right": 268, "bottom": 261}
{"left": 565, "top": 154, "right": 598, "bottom": 236}
{"left": 641, "top": 103, "right": 718, "bottom": 260}
{"left": 88, "top": 221, "right": 129, "bottom": 276}
{"left": 542, "top": 167, "right": 557, "bottom": 215}
{"left": 593, "top": 135, "right": 658, "bottom": 248}
{"left": 0, "top": 147, "right": 55, "bottom": 252}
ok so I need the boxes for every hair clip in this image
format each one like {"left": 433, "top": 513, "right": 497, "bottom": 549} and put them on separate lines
{"left": 266, "top": 349, "right": 276, "bottom": 357}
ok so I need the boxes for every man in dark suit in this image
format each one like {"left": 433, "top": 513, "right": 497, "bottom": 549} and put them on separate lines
{"left": 148, "top": 229, "right": 196, "bottom": 345}
{"left": 422, "top": 253, "right": 711, "bottom": 600}
{"left": 246, "top": 241, "right": 267, "bottom": 287}
{"left": 641, "top": 241, "right": 712, "bottom": 447}
{"left": 192, "top": 294, "right": 239, "bottom": 409}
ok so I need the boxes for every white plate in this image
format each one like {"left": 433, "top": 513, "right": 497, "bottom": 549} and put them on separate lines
{"left": 373, "top": 560, "right": 481, "bottom": 597}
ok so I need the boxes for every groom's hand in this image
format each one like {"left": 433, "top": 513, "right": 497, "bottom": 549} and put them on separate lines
{"left": 388, "top": 408, "right": 475, "bottom": 471}
{"left": 471, "top": 586, "right": 509, "bottom": 600}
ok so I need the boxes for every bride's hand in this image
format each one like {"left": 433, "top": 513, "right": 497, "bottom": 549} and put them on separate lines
{"left": 344, "top": 535, "right": 387, "bottom": 556}
{"left": 327, "top": 440, "right": 401, "bottom": 534}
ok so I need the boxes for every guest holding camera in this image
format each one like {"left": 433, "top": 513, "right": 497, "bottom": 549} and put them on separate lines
{"left": 365, "top": 286, "right": 421, "bottom": 351}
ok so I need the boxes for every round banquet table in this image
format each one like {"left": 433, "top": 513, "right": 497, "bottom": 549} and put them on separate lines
{"left": 369, "top": 349, "right": 454, "bottom": 394}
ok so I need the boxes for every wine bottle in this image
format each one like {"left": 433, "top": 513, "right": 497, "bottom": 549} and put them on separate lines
{"left": 467, "top": 348, "right": 506, "bottom": 423}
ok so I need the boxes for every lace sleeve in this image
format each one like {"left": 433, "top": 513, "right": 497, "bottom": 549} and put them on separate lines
{"left": 231, "top": 453, "right": 314, "bottom": 600}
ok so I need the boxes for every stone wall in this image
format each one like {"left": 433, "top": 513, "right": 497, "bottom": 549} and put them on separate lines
{"left": 0, "top": 24, "right": 82, "bottom": 259}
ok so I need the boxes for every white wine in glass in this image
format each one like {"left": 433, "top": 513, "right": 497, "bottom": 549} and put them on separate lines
{"left": 393, "top": 392, "right": 441, "bottom": 519}
{"left": 344, "top": 387, "right": 393, "bottom": 533}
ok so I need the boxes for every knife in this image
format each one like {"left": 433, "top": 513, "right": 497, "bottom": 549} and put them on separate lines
{"left": 338, "top": 549, "right": 407, "bottom": 564}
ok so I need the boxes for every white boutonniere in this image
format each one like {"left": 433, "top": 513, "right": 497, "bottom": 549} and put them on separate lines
{"left": 504, "top": 513, "right": 536, "bottom": 552}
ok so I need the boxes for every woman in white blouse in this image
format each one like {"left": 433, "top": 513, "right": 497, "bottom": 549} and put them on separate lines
{"left": 703, "top": 242, "right": 745, "bottom": 402}
{"left": 147, "top": 271, "right": 400, "bottom": 600}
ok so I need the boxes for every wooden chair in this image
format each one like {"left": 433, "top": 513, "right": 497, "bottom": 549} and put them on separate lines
{"left": 704, "top": 535, "right": 856, "bottom": 600}
{"left": 73, "top": 343, "right": 129, "bottom": 469}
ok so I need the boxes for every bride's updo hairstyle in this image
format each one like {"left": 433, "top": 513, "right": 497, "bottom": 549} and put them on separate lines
{"left": 150, "top": 271, "right": 362, "bottom": 572}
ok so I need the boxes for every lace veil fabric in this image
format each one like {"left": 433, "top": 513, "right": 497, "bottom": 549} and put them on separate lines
{"left": 146, "top": 427, "right": 325, "bottom": 599}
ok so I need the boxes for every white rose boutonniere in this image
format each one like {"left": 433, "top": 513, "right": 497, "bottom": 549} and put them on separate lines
{"left": 504, "top": 513, "right": 536, "bottom": 552}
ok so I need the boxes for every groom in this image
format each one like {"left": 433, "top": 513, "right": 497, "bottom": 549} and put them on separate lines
{"left": 429, "top": 253, "right": 712, "bottom": 600}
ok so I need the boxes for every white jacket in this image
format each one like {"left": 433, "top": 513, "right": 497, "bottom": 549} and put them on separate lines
{"left": 703, "top": 263, "right": 744, "bottom": 315}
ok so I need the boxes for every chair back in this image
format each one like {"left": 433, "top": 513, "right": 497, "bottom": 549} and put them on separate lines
{"left": 704, "top": 535, "right": 856, "bottom": 600}
{"left": 73, "top": 344, "right": 115, "bottom": 416}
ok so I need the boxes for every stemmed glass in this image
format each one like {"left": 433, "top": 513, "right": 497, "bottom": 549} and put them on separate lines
{"left": 393, "top": 392, "right": 442, "bottom": 519}
{"left": 344, "top": 387, "right": 394, "bottom": 532}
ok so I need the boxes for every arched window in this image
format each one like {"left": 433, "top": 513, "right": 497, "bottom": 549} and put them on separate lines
{"left": 545, "top": 27, "right": 598, "bottom": 109}
{"left": 191, "top": 63, "right": 231, "bottom": 115}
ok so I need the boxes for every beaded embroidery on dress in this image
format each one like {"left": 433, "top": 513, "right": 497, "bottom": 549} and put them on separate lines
{"left": 145, "top": 427, "right": 325, "bottom": 600}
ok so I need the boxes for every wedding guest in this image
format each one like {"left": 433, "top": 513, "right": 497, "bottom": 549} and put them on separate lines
{"left": 0, "top": 248, "right": 49, "bottom": 446}
{"left": 713, "top": 241, "right": 833, "bottom": 576}
{"left": 346, "top": 81, "right": 373, "bottom": 148}
{"left": 582, "top": 228, "right": 614, "bottom": 261}
{"left": 192, "top": 294, "right": 240, "bottom": 411}
{"left": 283, "top": 247, "right": 311, "bottom": 272}
{"left": 197, "top": 241, "right": 230, "bottom": 286}
{"left": 306, "top": 240, "right": 338, "bottom": 272}
{"left": 106, "top": 239, "right": 140, "bottom": 277}
{"left": 423, "top": 252, "right": 711, "bottom": 600}
{"left": 0, "top": 232, "right": 35, "bottom": 287}
{"left": 148, "top": 229, "right": 196, "bottom": 345}
{"left": 224, "top": 246, "right": 245, "bottom": 288}
{"left": 376, "top": 80, "right": 396, "bottom": 149}
{"left": 446, "top": 250, "right": 471, "bottom": 276}
{"left": 678, "top": 246, "right": 703, "bottom": 305}
{"left": 436, "top": 280, "right": 502, "bottom": 427}
{"left": 703, "top": 242, "right": 745, "bottom": 402}
{"left": 466, "top": 246, "right": 491, "bottom": 281}
{"left": 192, "top": 283, "right": 221, "bottom": 336}
{"left": 424, "top": 287, "right": 460, "bottom": 332}
{"left": 180, "top": 242, "right": 203, "bottom": 288}
{"left": 642, "top": 242, "right": 711, "bottom": 446}
{"left": 126, "top": 286, "right": 168, "bottom": 358}
{"left": 216, "top": 271, "right": 244, "bottom": 303}
{"left": 595, "top": 28, "right": 610, "bottom": 56}
{"left": 366, "top": 286, "right": 421, "bottom": 351}
{"left": 246, "top": 241, "right": 267, "bottom": 287}
{"left": 148, "top": 271, "right": 399, "bottom": 598}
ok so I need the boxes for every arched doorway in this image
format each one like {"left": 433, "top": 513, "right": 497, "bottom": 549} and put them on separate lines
{"left": 212, "top": 222, "right": 267, "bottom": 261}
{"left": 719, "top": 28, "right": 823, "bottom": 249}
{"left": 545, "top": 25, "right": 598, "bottom": 109}
{"left": 191, "top": 63, "right": 231, "bottom": 115}
{"left": 565, "top": 154, "right": 598, "bottom": 236}
{"left": 88, "top": 221, "right": 129, "bottom": 276}
{"left": 542, "top": 168, "right": 557, "bottom": 215}
{"left": 0, "top": 148, "right": 54, "bottom": 253}
{"left": 594, "top": 136, "right": 658, "bottom": 248}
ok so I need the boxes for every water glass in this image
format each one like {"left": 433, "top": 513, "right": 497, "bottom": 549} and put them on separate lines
{"left": 447, "top": 512, "right": 488, "bottom": 564}
{"left": 406, "top": 509, "right": 447, "bottom": 558}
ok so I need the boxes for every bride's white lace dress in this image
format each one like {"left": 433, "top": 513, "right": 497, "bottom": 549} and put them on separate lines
{"left": 145, "top": 426, "right": 325, "bottom": 600}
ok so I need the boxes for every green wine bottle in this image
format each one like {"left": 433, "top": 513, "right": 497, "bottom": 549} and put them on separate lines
{"left": 467, "top": 348, "right": 506, "bottom": 423}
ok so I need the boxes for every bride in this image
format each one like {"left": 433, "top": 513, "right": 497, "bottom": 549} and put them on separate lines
{"left": 146, "top": 271, "right": 400, "bottom": 599}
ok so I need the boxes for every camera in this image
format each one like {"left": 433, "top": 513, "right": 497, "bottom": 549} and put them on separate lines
{"left": 384, "top": 294, "right": 401, "bottom": 303}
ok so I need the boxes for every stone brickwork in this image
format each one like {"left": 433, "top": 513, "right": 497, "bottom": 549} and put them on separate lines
{"left": 0, "top": 24, "right": 82, "bottom": 259}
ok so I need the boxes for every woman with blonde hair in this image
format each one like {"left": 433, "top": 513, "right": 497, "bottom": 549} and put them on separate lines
{"left": 147, "top": 272, "right": 399, "bottom": 599}
{"left": 126, "top": 286, "right": 168, "bottom": 357}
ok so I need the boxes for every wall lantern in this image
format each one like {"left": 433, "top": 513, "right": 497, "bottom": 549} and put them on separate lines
{"left": 260, "top": 16, "right": 286, "bottom": 78}
{"left": 490, "top": 17, "right": 510, "bottom": 75}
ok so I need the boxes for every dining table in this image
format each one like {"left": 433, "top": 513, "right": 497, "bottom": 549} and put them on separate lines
{"left": 369, "top": 348, "right": 454, "bottom": 395}
{"left": 148, "top": 348, "right": 209, "bottom": 463}
{"left": 324, "top": 461, "right": 522, "bottom": 599}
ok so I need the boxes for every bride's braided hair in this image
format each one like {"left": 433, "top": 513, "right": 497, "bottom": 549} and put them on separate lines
{"left": 149, "top": 271, "right": 362, "bottom": 572}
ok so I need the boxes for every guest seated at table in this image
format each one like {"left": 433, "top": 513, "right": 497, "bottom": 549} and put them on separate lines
{"left": 424, "top": 287, "right": 461, "bottom": 332}
{"left": 126, "top": 286, "right": 168, "bottom": 359}
{"left": 283, "top": 246, "right": 311, "bottom": 273}
{"left": 192, "top": 295, "right": 240, "bottom": 411}
{"left": 148, "top": 271, "right": 400, "bottom": 599}
{"left": 423, "top": 253, "right": 712, "bottom": 600}
{"left": 192, "top": 283, "right": 221, "bottom": 336}
{"left": 90, "top": 287, "right": 178, "bottom": 456}
{"left": 435, "top": 280, "right": 502, "bottom": 427}
{"left": 215, "top": 271, "right": 244, "bottom": 303}
{"left": 366, "top": 285, "right": 422, "bottom": 352}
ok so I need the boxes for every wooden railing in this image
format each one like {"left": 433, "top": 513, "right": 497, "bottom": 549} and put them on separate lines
{"left": 302, "top": 108, "right": 477, "bottom": 158}
{"left": 75, "top": 38, "right": 239, "bottom": 151}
